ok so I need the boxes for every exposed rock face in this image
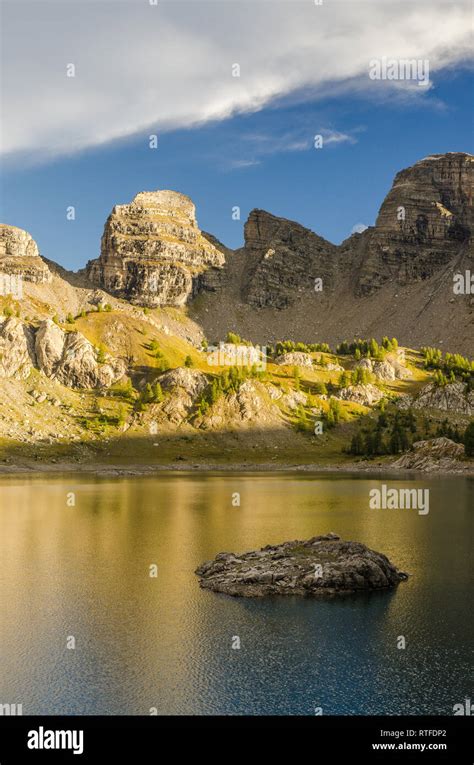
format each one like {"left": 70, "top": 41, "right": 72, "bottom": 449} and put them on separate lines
{"left": 192, "top": 152, "right": 473, "bottom": 355}
{"left": 275, "top": 351, "right": 313, "bottom": 367}
{"left": 35, "top": 320, "right": 126, "bottom": 388}
{"left": 241, "top": 210, "right": 337, "bottom": 309}
{"left": 197, "top": 380, "right": 280, "bottom": 430}
{"left": 410, "top": 381, "right": 474, "bottom": 415}
{"left": 393, "top": 437, "right": 466, "bottom": 472}
{"left": 158, "top": 367, "right": 208, "bottom": 423}
{"left": 195, "top": 533, "right": 408, "bottom": 597}
{"left": 87, "top": 190, "right": 225, "bottom": 307}
{"left": 0, "top": 318, "right": 36, "bottom": 379}
{"left": 357, "top": 153, "right": 473, "bottom": 295}
{"left": 239, "top": 154, "right": 472, "bottom": 307}
{"left": 0, "top": 225, "right": 52, "bottom": 284}
{"left": 338, "top": 384, "right": 384, "bottom": 406}
{"left": 353, "top": 357, "right": 411, "bottom": 381}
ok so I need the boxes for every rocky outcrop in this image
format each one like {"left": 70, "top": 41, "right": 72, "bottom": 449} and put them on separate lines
{"left": 354, "top": 357, "right": 412, "bottom": 381}
{"left": 410, "top": 381, "right": 474, "bottom": 415}
{"left": 356, "top": 153, "right": 473, "bottom": 295}
{"left": 195, "top": 533, "right": 408, "bottom": 597}
{"left": 274, "top": 351, "right": 313, "bottom": 367}
{"left": 0, "top": 317, "right": 36, "bottom": 379}
{"left": 158, "top": 367, "right": 208, "bottom": 423}
{"left": 393, "top": 437, "right": 466, "bottom": 472}
{"left": 241, "top": 210, "right": 337, "bottom": 308}
{"left": 197, "top": 379, "right": 280, "bottom": 429}
{"left": 188, "top": 152, "right": 472, "bottom": 355}
{"left": 337, "top": 384, "right": 384, "bottom": 406}
{"left": 239, "top": 154, "right": 472, "bottom": 308}
{"left": 0, "top": 225, "right": 52, "bottom": 284}
{"left": 35, "top": 319, "right": 126, "bottom": 388}
{"left": 86, "top": 190, "right": 225, "bottom": 307}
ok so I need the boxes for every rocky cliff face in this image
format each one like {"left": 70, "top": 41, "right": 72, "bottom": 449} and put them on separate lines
{"left": 240, "top": 153, "right": 472, "bottom": 303}
{"left": 87, "top": 190, "right": 225, "bottom": 306}
{"left": 0, "top": 225, "right": 52, "bottom": 284}
{"left": 35, "top": 320, "right": 126, "bottom": 388}
{"left": 242, "top": 210, "right": 338, "bottom": 308}
{"left": 356, "top": 153, "right": 473, "bottom": 295}
{"left": 192, "top": 152, "right": 473, "bottom": 355}
{"left": 0, "top": 316, "right": 125, "bottom": 389}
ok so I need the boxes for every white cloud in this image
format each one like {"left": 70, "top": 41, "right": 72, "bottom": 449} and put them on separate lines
{"left": 1, "top": 0, "right": 472, "bottom": 161}
{"left": 351, "top": 223, "right": 369, "bottom": 235}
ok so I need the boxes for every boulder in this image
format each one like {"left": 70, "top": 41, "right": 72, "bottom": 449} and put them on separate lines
{"left": 35, "top": 319, "right": 126, "bottom": 388}
{"left": 274, "top": 351, "right": 313, "bottom": 367}
{"left": 337, "top": 384, "right": 384, "bottom": 406}
{"left": 195, "top": 533, "right": 408, "bottom": 597}
{"left": 0, "top": 317, "right": 36, "bottom": 379}
{"left": 393, "top": 437, "right": 466, "bottom": 472}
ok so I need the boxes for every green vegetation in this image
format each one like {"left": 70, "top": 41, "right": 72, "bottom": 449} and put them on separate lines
{"left": 464, "top": 421, "right": 474, "bottom": 458}
{"left": 349, "top": 407, "right": 418, "bottom": 456}
{"left": 421, "top": 347, "right": 473, "bottom": 387}
{"left": 226, "top": 331, "right": 252, "bottom": 345}
{"left": 272, "top": 340, "right": 331, "bottom": 356}
{"left": 336, "top": 336, "right": 399, "bottom": 360}
{"left": 184, "top": 355, "right": 193, "bottom": 367}
{"left": 196, "top": 365, "right": 264, "bottom": 415}
{"left": 135, "top": 381, "right": 164, "bottom": 411}
{"left": 96, "top": 345, "right": 107, "bottom": 364}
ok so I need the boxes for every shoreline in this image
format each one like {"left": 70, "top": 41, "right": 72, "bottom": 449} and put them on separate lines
{"left": 0, "top": 460, "right": 472, "bottom": 478}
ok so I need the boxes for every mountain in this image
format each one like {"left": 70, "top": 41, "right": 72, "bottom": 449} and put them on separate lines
{"left": 191, "top": 152, "right": 473, "bottom": 354}
{"left": 0, "top": 152, "right": 472, "bottom": 470}
{"left": 86, "top": 190, "right": 225, "bottom": 306}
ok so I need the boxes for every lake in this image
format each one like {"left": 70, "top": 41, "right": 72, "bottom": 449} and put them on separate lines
{"left": 0, "top": 472, "right": 472, "bottom": 715}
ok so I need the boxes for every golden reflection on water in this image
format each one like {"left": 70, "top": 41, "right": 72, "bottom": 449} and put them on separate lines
{"left": 0, "top": 473, "right": 472, "bottom": 714}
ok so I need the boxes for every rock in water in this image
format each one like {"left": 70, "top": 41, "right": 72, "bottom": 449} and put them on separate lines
{"left": 195, "top": 533, "right": 408, "bottom": 597}
{"left": 86, "top": 190, "right": 225, "bottom": 307}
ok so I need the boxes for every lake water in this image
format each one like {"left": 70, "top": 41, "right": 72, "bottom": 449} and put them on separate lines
{"left": 0, "top": 472, "right": 472, "bottom": 715}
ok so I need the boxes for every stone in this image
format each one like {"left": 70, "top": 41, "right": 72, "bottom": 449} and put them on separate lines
{"left": 195, "top": 533, "right": 408, "bottom": 597}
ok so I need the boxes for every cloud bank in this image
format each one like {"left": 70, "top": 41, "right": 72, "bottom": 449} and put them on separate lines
{"left": 1, "top": 0, "right": 472, "bottom": 160}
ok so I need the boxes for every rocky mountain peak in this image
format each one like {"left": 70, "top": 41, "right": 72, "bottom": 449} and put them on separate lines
{"left": 357, "top": 151, "right": 472, "bottom": 294}
{"left": 0, "top": 224, "right": 52, "bottom": 284}
{"left": 86, "top": 188, "right": 225, "bottom": 307}
{"left": 129, "top": 190, "right": 197, "bottom": 225}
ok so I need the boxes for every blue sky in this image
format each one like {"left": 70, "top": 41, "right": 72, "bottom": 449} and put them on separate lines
{"left": 1, "top": 1, "right": 472, "bottom": 271}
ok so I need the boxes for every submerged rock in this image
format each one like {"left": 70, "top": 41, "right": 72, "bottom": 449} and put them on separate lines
{"left": 195, "top": 533, "right": 408, "bottom": 597}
